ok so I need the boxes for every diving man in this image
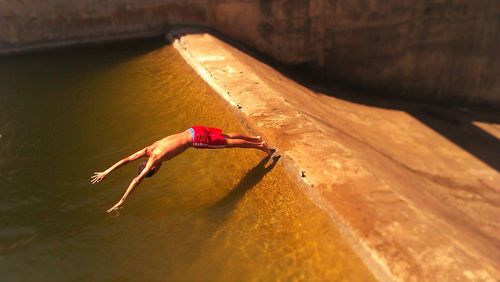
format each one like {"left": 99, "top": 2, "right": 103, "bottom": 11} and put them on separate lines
{"left": 91, "top": 126, "right": 270, "bottom": 212}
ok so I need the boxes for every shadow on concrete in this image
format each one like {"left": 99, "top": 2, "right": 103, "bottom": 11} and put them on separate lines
{"left": 169, "top": 27, "right": 500, "bottom": 172}
{"left": 302, "top": 83, "right": 500, "bottom": 172}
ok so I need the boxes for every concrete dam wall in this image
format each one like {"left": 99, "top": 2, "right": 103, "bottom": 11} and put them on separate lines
{"left": 1, "top": 0, "right": 498, "bottom": 105}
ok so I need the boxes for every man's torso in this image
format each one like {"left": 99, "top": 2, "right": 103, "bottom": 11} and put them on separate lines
{"left": 148, "top": 130, "right": 192, "bottom": 162}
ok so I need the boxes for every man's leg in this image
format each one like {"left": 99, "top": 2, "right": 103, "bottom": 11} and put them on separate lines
{"left": 225, "top": 138, "right": 269, "bottom": 154}
{"left": 223, "top": 133, "right": 261, "bottom": 142}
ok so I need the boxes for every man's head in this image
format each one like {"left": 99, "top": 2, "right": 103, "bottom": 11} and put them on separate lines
{"left": 138, "top": 160, "right": 162, "bottom": 177}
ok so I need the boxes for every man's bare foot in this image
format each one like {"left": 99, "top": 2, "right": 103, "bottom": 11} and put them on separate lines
{"left": 256, "top": 136, "right": 262, "bottom": 142}
{"left": 262, "top": 141, "right": 271, "bottom": 155}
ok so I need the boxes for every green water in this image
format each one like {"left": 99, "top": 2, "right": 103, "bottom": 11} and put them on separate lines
{"left": 0, "top": 39, "right": 374, "bottom": 281}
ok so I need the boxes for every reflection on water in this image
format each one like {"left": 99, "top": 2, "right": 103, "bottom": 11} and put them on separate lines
{"left": 0, "top": 38, "right": 374, "bottom": 281}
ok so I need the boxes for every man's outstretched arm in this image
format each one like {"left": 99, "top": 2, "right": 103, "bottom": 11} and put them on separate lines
{"left": 91, "top": 148, "right": 147, "bottom": 184}
{"left": 106, "top": 158, "right": 155, "bottom": 213}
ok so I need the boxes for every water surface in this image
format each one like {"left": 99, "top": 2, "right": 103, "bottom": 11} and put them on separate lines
{"left": 0, "top": 39, "right": 374, "bottom": 281}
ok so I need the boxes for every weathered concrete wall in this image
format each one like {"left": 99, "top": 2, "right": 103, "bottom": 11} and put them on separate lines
{"left": 1, "top": 0, "right": 498, "bottom": 105}
{"left": 0, "top": 0, "right": 208, "bottom": 50}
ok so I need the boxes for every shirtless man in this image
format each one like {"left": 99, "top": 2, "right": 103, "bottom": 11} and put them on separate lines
{"left": 91, "top": 126, "right": 270, "bottom": 212}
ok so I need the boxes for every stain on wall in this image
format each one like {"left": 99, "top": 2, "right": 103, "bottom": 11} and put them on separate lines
{"left": 1, "top": 0, "right": 498, "bottom": 105}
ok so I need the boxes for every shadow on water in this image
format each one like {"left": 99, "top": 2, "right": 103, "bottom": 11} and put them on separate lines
{"left": 163, "top": 153, "right": 281, "bottom": 267}
{"left": 209, "top": 153, "right": 281, "bottom": 220}
{"left": 171, "top": 28, "right": 500, "bottom": 172}
{"left": 127, "top": 152, "right": 280, "bottom": 221}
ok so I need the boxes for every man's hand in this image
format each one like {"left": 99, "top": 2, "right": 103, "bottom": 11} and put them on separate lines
{"left": 91, "top": 171, "right": 107, "bottom": 184}
{"left": 106, "top": 200, "right": 124, "bottom": 213}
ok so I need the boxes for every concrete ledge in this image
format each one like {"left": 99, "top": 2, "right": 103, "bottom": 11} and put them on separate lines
{"left": 168, "top": 28, "right": 500, "bottom": 281}
{"left": 169, "top": 29, "right": 396, "bottom": 282}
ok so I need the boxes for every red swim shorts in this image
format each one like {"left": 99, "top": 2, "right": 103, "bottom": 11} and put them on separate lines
{"left": 188, "top": 126, "right": 227, "bottom": 148}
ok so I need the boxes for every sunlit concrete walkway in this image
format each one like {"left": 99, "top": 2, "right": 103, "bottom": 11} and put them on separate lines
{"left": 168, "top": 29, "right": 499, "bottom": 281}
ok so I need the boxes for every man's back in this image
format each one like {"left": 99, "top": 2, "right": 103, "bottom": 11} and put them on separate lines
{"left": 147, "top": 130, "right": 192, "bottom": 162}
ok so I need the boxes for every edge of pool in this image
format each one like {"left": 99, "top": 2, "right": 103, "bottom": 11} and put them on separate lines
{"left": 167, "top": 28, "right": 396, "bottom": 282}
{"left": 0, "top": 30, "right": 166, "bottom": 56}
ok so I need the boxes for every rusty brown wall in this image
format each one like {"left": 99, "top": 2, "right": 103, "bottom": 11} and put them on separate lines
{"left": 1, "top": 0, "right": 498, "bottom": 105}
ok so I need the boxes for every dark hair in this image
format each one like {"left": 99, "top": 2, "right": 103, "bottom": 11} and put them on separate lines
{"left": 138, "top": 160, "right": 161, "bottom": 177}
